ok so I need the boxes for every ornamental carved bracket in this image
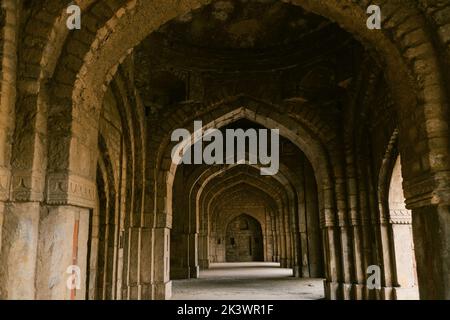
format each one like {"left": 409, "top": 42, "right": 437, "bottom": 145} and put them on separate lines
{"left": 389, "top": 209, "right": 412, "bottom": 225}
{"left": 47, "top": 173, "right": 96, "bottom": 209}
{"left": 404, "top": 175, "right": 438, "bottom": 209}
{"left": 11, "top": 170, "right": 45, "bottom": 202}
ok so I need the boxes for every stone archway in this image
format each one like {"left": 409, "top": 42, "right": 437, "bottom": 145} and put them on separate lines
{"left": 225, "top": 214, "right": 264, "bottom": 263}
{"left": 2, "top": 0, "right": 450, "bottom": 300}
{"left": 159, "top": 100, "right": 333, "bottom": 299}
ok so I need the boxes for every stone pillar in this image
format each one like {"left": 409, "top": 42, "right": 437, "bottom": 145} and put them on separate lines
{"left": 139, "top": 226, "right": 153, "bottom": 299}
{"left": 359, "top": 187, "right": 372, "bottom": 299}
{"left": 336, "top": 172, "right": 353, "bottom": 299}
{"left": 188, "top": 232, "right": 199, "bottom": 278}
{"left": 263, "top": 235, "right": 268, "bottom": 261}
{"left": 171, "top": 232, "right": 198, "bottom": 279}
{"left": 298, "top": 161, "right": 310, "bottom": 277}
{"left": 35, "top": 205, "right": 90, "bottom": 300}
{"left": 278, "top": 211, "right": 287, "bottom": 267}
{"left": 350, "top": 221, "right": 365, "bottom": 299}
{"left": 0, "top": 0, "right": 19, "bottom": 297}
{"left": 291, "top": 230, "right": 302, "bottom": 277}
{"left": 411, "top": 204, "right": 450, "bottom": 300}
{"left": 273, "top": 219, "right": 280, "bottom": 262}
{"left": 0, "top": 0, "right": 18, "bottom": 212}
{"left": 0, "top": 202, "right": 40, "bottom": 299}
{"left": 289, "top": 232, "right": 294, "bottom": 268}
{"left": 338, "top": 223, "right": 352, "bottom": 299}
{"left": 126, "top": 226, "right": 140, "bottom": 299}
{"left": 323, "top": 223, "right": 340, "bottom": 299}
{"left": 264, "top": 212, "right": 273, "bottom": 262}
{"left": 153, "top": 227, "right": 171, "bottom": 299}
{"left": 198, "top": 232, "right": 209, "bottom": 269}
{"left": 391, "top": 222, "right": 419, "bottom": 299}
{"left": 170, "top": 232, "right": 189, "bottom": 279}
{"left": 305, "top": 166, "right": 322, "bottom": 278}
{"left": 0, "top": 200, "right": 4, "bottom": 251}
{"left": 284, "top": 208, "right": 293, "bottom": 268}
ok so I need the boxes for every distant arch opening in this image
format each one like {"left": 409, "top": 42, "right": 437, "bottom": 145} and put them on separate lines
{"left": 226, "top": 214, "right": 264, "bottom": 262}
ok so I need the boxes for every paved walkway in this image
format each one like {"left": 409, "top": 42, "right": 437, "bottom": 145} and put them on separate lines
{"left": 171, "top": 262, "right": 325, "bottom": 300}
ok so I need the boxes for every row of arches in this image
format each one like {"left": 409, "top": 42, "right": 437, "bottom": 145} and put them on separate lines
{"left": 0, "top": 0, "right": 449, "bottom": 300}
{"left": 170, "top": 131, "right": 324, "bottom": 281}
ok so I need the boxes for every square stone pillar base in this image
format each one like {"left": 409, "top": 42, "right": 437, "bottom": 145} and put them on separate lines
{"left": 352, "top": 284, "right": 365, "bottom": 300}
{"left": 393, "top": 287, "right": 419, "bottom": 300}
{"left": 35, "top": 205, "right": 90, "bottom": 300}
{"left": 292, "top": 266, "right": 301, "bottom": 278}
{"left": 190, "top": 265, "right": 200, "bottom": 278}
{"left": 342, "top": 283, "right": 352, "bottom": 299}
{"left": 0, "top": 202, "right": 40, "bottom": 299}
{"left": 154, "top": 281, "right": 172, "bottom": 300}
{"left": 323, "top": 280, "right": 340, "bottom": 300}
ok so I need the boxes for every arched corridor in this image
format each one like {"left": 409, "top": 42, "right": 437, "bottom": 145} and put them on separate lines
{"left": 1, "top": 0, "right": 450, "bottom": 301}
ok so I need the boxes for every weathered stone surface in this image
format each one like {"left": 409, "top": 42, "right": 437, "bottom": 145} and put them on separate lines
{"left": 0, "top": 202, "right": 40, "bottom": 299}
{"left": 0, "top": 0, "right": 449, "bottom": 301}
{"left": 35, "top": 205, "right": 90, "bottom": 300}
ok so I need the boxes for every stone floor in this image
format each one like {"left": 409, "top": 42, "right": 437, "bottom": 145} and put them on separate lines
{"left": 171, "top": 262, "right": 325, "bottom": 300}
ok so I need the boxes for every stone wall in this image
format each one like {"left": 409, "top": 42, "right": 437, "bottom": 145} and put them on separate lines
{"left": 225, "top": 214, "right": 264, "bottom": 262}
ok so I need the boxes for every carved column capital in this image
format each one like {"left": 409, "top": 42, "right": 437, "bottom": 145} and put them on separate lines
{"left": 46, "top": 172, "right": 96, "bottom": 209}
{"left": 404, "top": 173, "right": 450, "bottom": 209}
{"left": 11, "top": 170, "right": 45, "bottom": 202}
